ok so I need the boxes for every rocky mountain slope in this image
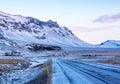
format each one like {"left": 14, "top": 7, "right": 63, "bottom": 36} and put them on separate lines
{"left": 0, "top": 11, "right": 92, "bottom": 49}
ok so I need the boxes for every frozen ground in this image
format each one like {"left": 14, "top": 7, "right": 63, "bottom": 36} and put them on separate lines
{"left": 0, "top": 48, "right": 120, "bottom": 84}
{"left": 0, "top": 50, "right": 65, "bottom": 84}
{"left": 66, "top": 48, "right": 120, "bottom": 66}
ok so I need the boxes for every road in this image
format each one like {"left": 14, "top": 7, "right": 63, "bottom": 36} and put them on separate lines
{"left": 52, "top": 58, "right": 120, "bottom": 84}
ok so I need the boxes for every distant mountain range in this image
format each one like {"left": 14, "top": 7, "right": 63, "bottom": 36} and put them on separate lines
{"left": 0, "top": 11, "right": 120, "bottom": 50}
{"left": 0, "top": 11, "right": 92, "bottom": 50}
{"left": 96, "top": 40, "right": 120, "bottom": 48}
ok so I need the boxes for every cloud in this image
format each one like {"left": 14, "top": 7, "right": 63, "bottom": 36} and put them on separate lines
{"left": 94, "top": 13, "right": 120, "bottom": 23}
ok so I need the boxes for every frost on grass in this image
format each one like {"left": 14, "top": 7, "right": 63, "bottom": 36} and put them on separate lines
{"left": 0, "top": 59, "right": 30, "bottom": 84}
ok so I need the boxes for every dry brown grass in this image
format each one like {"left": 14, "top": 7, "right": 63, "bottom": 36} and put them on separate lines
{"left": 47, "top": 59, "right": 52, "bottom": 84}
{"left": 32, "top": 63, "right": 44, "bottom": 68}
{"left": 0, "top": 59, "right": 26, "bottom": 64}
{"left": 82, "top": 55, "right": 120, "bottom": 66}
{"left": 0, "top": 59, "right": 30, "bottom": 69}
{"left": 96, "top": 56, "right": 120, "bottom": 65}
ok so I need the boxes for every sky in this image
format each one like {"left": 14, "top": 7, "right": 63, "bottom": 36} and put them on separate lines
{"left": 0, "top": 0, "right": 120, "bottom": 44}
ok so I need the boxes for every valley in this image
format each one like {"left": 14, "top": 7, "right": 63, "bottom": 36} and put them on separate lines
{"left": 0, "top": 11, "right": 120, "bottom": 84}
{"left": 0, "top": 48, "right": 120, "bottom": 84}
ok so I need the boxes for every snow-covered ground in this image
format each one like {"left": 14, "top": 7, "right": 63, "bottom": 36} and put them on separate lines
{"left": 0, "top": 50, "right": 65, "bottom": 84}
{"left": 0, "top": 48, "right": 120, "bottom": 84}
{"left": 2, "top": 56, "right": 120, "bottom": 84}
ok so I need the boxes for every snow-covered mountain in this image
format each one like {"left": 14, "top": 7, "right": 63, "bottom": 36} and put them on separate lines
{"left": 0, "top": 11, "right": 92, "bottom": 49}
{"left": 97, "top": 40, "right": 120, "bottom": 48}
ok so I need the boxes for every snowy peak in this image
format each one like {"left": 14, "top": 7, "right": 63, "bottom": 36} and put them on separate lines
{"left": 0, "top": 11, "right": 27, "bottom": 23}
{"left": 98, "top": 40, "right": 120, "bottom": 48}
{"left": 0, "top": 11, "right": 92, "bottom": 48}
{"left": 0, "top": 11, "right": 10, "bottom": 16}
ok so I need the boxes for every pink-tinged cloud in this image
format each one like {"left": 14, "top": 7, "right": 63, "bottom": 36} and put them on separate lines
{"left": 94, "top": 13, "right": 120, "bottom": 23}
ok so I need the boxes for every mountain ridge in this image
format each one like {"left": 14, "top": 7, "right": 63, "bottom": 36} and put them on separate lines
{"left": 0, "top": 11, "right": 92, "bottom": 49}
{"left": 96, "top": 40, "right": 120, "bottom": 48}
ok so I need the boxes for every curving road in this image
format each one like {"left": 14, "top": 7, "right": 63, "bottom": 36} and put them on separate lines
{"left": 52, "top": 58, "right": 120, "bottom": 84}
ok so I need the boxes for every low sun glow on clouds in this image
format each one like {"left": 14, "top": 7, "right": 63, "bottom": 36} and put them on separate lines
{"left": 71, "top": 13, "right": 120, "bottom": 44}
{"left": 94, "top": 13, "right": 120, "bottom": 23}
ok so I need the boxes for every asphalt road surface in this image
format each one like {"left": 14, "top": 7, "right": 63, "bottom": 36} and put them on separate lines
{"left": 53, "top": 58, "right": 120, "bottom": 84}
